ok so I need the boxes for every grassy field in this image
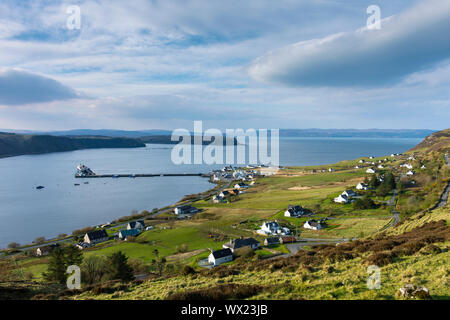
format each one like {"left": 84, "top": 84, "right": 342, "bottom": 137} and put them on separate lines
{"left": 72, "top": 240, "right": 450, "bottom": 300}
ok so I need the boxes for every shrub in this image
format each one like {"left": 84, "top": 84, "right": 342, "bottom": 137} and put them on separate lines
{"left": 366, "top": 252, "right": 395, "bottom": 266}
{"left": 167, "top": 284, "right": 262, "bottom": 300}
{"left": 181, "top": 265, "right": 196, "bottom": 276}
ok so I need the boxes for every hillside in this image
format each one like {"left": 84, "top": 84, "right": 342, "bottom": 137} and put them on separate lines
{"left": 0, "top": 132, "right": 145, "bottom": 158}
{"left": 410, "top": 129, "right": 450, "bottom": 153}
{"left": 0, "top": 129, "right": 448, "bottom": 300}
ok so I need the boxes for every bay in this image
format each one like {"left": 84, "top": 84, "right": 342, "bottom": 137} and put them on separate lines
{"left": 0, "top": 137, "right": 422, "bottom": 248}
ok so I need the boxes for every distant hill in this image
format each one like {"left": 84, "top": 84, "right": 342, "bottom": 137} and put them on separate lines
{"left": 279, "top": 129, "right": 434, "bottom": 138}
{"left": 140, "top": 135, "right": 239, "bottom": 145}
{"left": 0, "top": 133, "right": 145, "bottom": 158}
{"left": 410, "top": 128, "right": 450, "bottom": 153}
{"left": 0, "top": 128, "right": 435, "bottom": 138}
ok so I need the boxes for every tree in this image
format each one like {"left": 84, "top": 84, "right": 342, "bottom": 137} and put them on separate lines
{"left": 7, "top": 242, "right": 20, "bottom": 249}
{"left": 44, "top": 248, "right": 68, "bottom": 285}
{"left": 81, "top": 255, "right": 107, "bottom": 285}
{"left": 353, "top": 195, "right": 377, "bottom": 210}
{"left": 376, "top": 183, "right": 390, "bottom": 197}
{"left": 104, "top": 251, "right": 134, "bottom": 282}
{"left": 44, "top": 246, "right": 84, "bottom": 285}
{"left": 34, "top": 236, "right": 46, "bottom": 244}
{"left": 369, "top": 175, "right": 380, "bottom": 189}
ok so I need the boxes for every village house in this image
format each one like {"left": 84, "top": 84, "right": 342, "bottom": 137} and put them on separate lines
{"left": 127, "top": 220, "right": 145, "bottom": 230}
{"left": 342, "top": 189, "right": 357, "bottom": 198}
{"left": 219, "top": 189, "right": 240, "bottom": 198}
{"left": 328, "top": 168, "right": 335, "bottom": 172}
{"left": 356, "top": 182, "right": 369, "bottom": 190}
{"left": 223, "top": 237, "right": 260, "bottom": 253}
{"left": 355, "top": 165, "right": 361, "bottom": 169}
{"left": 174, "top": 205, "right": 199, "bottom": 215}
{"left": 35, "top": 243, "right": 60, "bottom": 256}
{"left": 406, "top": 170, "right": 415, "bottom": 177}
{"left": 334, "top": 194, "right": 349, "bottom": 204}
{"left": 264, "top": 237, "right": 280, "bottom": 246}
{"left": 208, "top": 248, "right": 233, "bottom": 266}
{"left": 234, "top": 182, "right": 248, "bottom": 189}
{"left": 378, "top": 164, "right": 384, "bottom": 169}
{"left": 212, "top": 195, "right": 226, "bottom": 203}
{"left": 84, "top": 229, "right": 109, "bottom": 245}
{"left": 366, "top": 168, "right": 376, "bottom": 174}
{"left": 284, "top": 205, "right": 306, "bottom": 217}
{"left": 359, "top": 159, "right": 366, "bottom": 163}
{"left": 118, "top": 228, "right": 140, "bottom": 240}
{"left": 258, "top": 221, "right": 290, "bottom": 236}
{"left": 303, "top": 219, "right": 325, "bottom": 230}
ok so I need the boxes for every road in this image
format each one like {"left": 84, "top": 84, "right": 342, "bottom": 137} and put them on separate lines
{"left": 436, "top": 154, "right": 450, "bottom": 208}
{"left": 384, "top": 188, "right": 400, "bottom": 230}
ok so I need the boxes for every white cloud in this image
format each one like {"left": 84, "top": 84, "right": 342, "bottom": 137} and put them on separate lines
{"left": 249, "top": 0, "right": 450, "bottom": 87}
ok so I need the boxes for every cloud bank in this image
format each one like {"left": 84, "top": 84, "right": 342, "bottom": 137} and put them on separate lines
{"left": 249, "top": 0, "right": 450, "bottom": 87}
{"left": 0, "top": 68, "right": 78, "bottom": 105}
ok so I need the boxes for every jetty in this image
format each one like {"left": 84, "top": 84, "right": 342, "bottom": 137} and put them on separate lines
{"left": 75, "top": 173, "right": 208, "bottom": 178}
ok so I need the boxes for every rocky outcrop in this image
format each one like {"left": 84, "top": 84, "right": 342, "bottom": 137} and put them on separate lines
{"left": 397, "top": 284, "right": 431, "bottom": 300}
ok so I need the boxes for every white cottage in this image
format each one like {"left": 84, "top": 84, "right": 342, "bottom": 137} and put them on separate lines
{"left": 208, "top": 248, "right": 233, "bottom": 266}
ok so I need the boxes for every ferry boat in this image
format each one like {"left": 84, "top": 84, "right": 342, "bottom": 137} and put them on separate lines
{"left": 76, "top": 164, "right": 96, "bottom": 177}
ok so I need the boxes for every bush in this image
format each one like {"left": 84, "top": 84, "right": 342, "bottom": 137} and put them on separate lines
{"left": 181, "top": 265, "right": 196, "bottom": 276}
{"left": 366, "top": 252, "right": 395, "bottom": 266}
{"left": 167, "top": 284, "right": 262, "bottom": 300}
{"left": 353, "top": 196, "right": 377, "bottom": 210}
{"left": 7, "top": 242, "right": 20, "bottom": 249}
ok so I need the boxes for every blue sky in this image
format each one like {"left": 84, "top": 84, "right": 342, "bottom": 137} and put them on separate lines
{"left": 0, "top": 0, "right": 449, "bottom": 130}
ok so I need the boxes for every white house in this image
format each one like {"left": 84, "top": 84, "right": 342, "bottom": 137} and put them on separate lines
{"left": 174, "top": 205, "right": 199, "bottom": 215}
{"left": 334, "top": 194, "right": 349, "bottom": 204}
{"left": 303, "top": 220, "right": 324, "bottom": 230}
{"left": 342, "top": 189, "right": 357, "bottom": 198}
{"left": 222, "top": 238, "right": 260, "bottom": 253}
{"left": 356, "top": 183, "right": 369, "bottom": 190}
{"left": 421, "top": 165, "right": 427, "bottom": 169}
{"left": 406, "top": 170, "right": 415, "bottom": 177}
{"left": 328, "top": 168, "right": 335, "bottom": 172}
{"left": 366, "top": 168, "right": 376, "bottom": 174}
{"left": 208, "top": 248, "right": 233, "bottom": 266}
{"left": 127, "top": 220, "right": 145, "bottom": 230}
{"left": 359, "top": 159, "right": 366, "bottom": 163}
{"left": 284, "top": 205, "right": 305, "bottom": 217}
{"left": 84, "top": 230, "right": 109, "bottom": 245}
{"left": 234, "top": 183, "right": 248, "bottom": 189}
{"left": 212, "top": 195, "right": 226, "bottom": 203}
{"left": 377, "top": 165, "right": 384, "bottom": 169}
{"left": 355, "top": 166, "right": 361, "bottom": 169}
{"left": 258, "top": 221, "right": 290, "bottom": 236}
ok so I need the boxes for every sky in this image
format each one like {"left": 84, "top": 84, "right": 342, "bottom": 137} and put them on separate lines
{"left": 0, "top": 0, "right": 449, "bottom": 131}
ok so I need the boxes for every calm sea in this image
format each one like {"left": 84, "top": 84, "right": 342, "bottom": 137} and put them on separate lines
{"left": 0, "top": 137, "right": 421, "bottom": 248}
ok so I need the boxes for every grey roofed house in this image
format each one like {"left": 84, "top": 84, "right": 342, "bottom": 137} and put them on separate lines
{"left": 127, "top": 220, "right": 145, "bottom": 230}
{"left": 36, "top": 243, "right": 60, "bottom": 256}
{"left": 211, "top": 248, "right": 233, "bottom": 259}
{"left": 264, "top": 237, "right": 280, "bottom": 246}
{"left": 343, "top": 189, "right": 357, "bottom": 197}
{"left": 174, "top": 205, "right": 199, "bottom": 215}
{"left": 222, "top": 237, "right": 260, "bottom": 252}
{"left": 84, "top": 229, "right": 109, "bottom": 244}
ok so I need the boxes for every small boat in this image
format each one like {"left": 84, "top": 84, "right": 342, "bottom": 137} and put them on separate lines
{"left": 36, "top": 186, "right": 45, "bottom": 190}
{"left": 84, "top": 182, "right": 89, "bottom": 184}
{"left": 74, "top": 183, "right": 80, "bottom": 186}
